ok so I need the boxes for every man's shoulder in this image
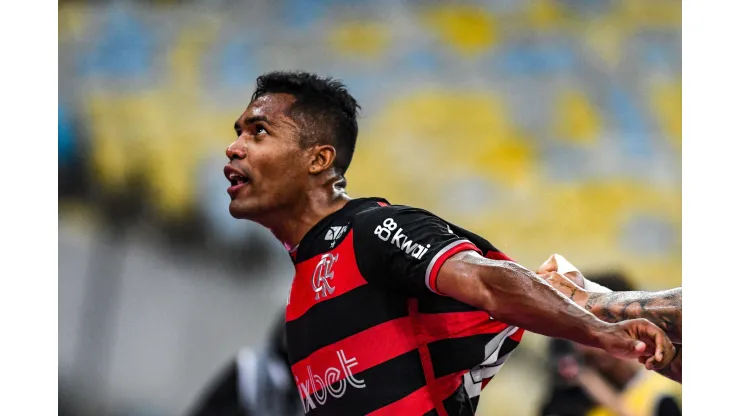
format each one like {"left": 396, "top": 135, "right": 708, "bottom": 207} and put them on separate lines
{"left": 352, "top": 199, "right": 438, "bottom": 222}
{"left": 349, "top": 198, "right": 498, "bottom": 255}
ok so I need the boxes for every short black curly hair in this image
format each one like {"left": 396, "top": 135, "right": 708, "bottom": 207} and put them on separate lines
{"left": 251, "top": 71, "right": 361, "bottom": 177}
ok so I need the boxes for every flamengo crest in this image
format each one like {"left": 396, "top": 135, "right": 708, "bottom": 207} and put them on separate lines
{"left": 312, "top": 253, "right": 338, "bottom": 300}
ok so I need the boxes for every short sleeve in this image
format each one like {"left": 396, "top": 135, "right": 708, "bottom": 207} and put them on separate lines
{"left": 353, "top": 205, "right": 481, "bottom": 296}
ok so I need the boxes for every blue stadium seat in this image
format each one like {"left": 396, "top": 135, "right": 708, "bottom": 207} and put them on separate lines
{"left": 607, "top": 86, "right": 653, "bottom": 158}
{"left": 402, "top": 49, "right": 440, "bottom": 74}
{"left": 620, "top": 213, "right": 677, "bottom": 257}
{"left": 58, "top": 105, "right": 75, "bottom": 167}
{"left": 214, "top": 38, "right": 259, "bottom": 90}
{"left": 78, "top": 7, "right": 154, "bottom": 79}
{"left": 493, "top": 40, "right": 576, "bottom": 76}
{"left": 281, "top": 0, "right": 328, "bottom": 29}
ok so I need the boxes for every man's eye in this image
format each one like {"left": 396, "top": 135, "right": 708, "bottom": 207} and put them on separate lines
{"left": 255, "top": 125, "right": 266, "bottom": 134}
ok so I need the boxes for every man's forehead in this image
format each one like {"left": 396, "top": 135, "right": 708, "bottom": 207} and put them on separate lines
{"left": 240, "top": 93, "right": 296, "bottom": 121}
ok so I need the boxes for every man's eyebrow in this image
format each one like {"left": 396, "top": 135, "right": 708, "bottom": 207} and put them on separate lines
{"left": 246, "top": 115, "right": 272, "bottom": 125}
{"left": 234, "top": 116, "right": 273, "bottom": 132}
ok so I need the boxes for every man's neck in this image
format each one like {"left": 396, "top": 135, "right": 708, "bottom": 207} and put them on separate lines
{"left": 267, "top": 189, "right": 352, "bottom": 249}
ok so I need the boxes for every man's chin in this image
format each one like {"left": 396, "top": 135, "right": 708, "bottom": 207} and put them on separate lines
{"left": 228, "top": 200, "right": 254, "bottom": 220}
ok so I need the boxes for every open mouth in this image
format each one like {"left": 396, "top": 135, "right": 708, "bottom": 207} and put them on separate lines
{"left": 227, "top": 172, "right": 250, "bottom": 187}
{"left": 224, "top": 165, "right": 252, "bottom": 198}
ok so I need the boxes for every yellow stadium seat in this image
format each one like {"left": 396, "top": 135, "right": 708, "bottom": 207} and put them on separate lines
{"left": 580, "top": 17, "right": 625, "bottom": 71}
{"left": 58, "top": 4, "right": 90, "bottom": 41}
{"left": 328, "top": 21, "right": 390, "bottom": 60}
{"left": 650, "top": 81, "right": 682, "bottom": 148}
{"left": 422, "top": 6, "right": 498, "bottom": 56}
{"left": 616, "top": 0, "right": 681, "bottom": 30}
{"left": 86, "top": 94, "right": 138, "bottom": 190}
{"left": 135, "top": 92, "right": 206, "bottom": 220}
{"left": 554, "top": 88, "right": 603, "bottom": 144}
{"left": 166, "top": 23, "right": 218, "bottom": 89}
{"left": 526, "top": 0, "right": 567, "bottom": 31}
{"left": 364, "top": 90, "right": 536, "bottom": 188}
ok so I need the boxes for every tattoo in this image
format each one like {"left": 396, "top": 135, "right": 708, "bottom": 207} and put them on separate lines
{"left": 566, "top": 285, "right": 578, "bottom": 300}
{"left": 585, "top": 294, "right": 599, "bottom": 312}
{"left": 656, "top": 344, "right": 682, "bottom": 384}
{"left": 584, "top": 288, "right": 682, "bottom": 343}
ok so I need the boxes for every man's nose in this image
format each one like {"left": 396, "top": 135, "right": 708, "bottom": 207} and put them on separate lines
{"left": 226, "top": 136, "right": 246, "bottom": 160}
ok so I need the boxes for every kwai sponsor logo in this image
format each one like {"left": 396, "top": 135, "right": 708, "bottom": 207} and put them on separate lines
{"left": 374, "top": 218, "right": 430, "bottom": 259}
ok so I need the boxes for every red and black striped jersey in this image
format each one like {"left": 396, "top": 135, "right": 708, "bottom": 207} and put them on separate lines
{"left": 286, "top": 198, "right": 525, "bottom": 416}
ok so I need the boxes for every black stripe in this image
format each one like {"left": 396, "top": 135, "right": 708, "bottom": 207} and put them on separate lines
{"left": 417, "top": 293, "right": 482, "bottom": 314}
{"left": 498, "top": 337, "right": 520, "bottom": 360}
{"left": 286, "top": 284, "right": 408, "bottom": 364}
{"left": 470, "top": 395, "right": 480, "bottom": 413}
{"left": 442, "top": 380, "right": 476, "bottom": 416}
{"left": 303, "top": 349, "right": 428, "bottom": 416}
{"left": 294, "top": 198, "right": 388, "bottom": 264}
{"left": 428, "top": 333, "right": 514, "bottom": 378}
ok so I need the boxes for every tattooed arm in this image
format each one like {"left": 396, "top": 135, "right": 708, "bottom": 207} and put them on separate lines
{"left": 582, "top": 288, "right": 682, "bottom": 343}
{"left": 582, "top": 287, "right": 683, "bottom": 384}
{"left": 544, "top": 271, "right": 683, "bottom": 383}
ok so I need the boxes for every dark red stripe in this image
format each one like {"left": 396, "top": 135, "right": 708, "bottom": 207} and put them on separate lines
{"left": 367, "top": 385, "right": 434, "bottom": 416}
{"left": 510, "top": 327, "right": 525, "bottom": 342}
{"left": 436, "top": 370, "right": 467, "bottom": 400}
{"left": 377, "top": 201, "right": 389, "bottom": 207}
{"left": 481, "top": 378, "right": 492, "bottom": 390}
{"left": 409, "top": 299, "right": 449, "bottom": 416}
{"left": 485, "top": 250, "right": 513, "bottom": 261}
{"left": 429, "top": 242, "right": 481, "bottom": 294}
{"left": 286, "top": 231, "right": 366, "bottom": 322}
{"left": 290, "top": 317, "right": 417, "bottom": 398}
{"left": 415, "top": 311, "right": 510, "bottom": 344}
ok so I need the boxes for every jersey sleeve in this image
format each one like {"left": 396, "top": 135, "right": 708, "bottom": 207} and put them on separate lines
{"left": 352, "top": 205, "right": 481, "bottom": 297}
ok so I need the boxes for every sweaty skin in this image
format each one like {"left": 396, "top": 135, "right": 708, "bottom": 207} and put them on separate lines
{"left": 436, "top": 252, "right": 675, "bottom": 367}
{"left": 225, "top": 86, "right": 676, "bottom": 375}
{"left": 537, "top": 254, "right": 682, "bottom": 383}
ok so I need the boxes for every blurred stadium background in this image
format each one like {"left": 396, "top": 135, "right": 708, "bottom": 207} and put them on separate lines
{"left": 58, "top": 0, "right": 681, "bottom": 415}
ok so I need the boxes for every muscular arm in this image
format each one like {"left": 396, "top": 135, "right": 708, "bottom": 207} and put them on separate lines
{"left": 583, "top": 288, "right": 682, "bottom": 344}
{"left": 579, "top": 291, "right": 682, "bottom": 384}
{"left": 545, "top": 272, "right": 682, "bottom": 382}
{"left": 587, "top": 290, "right": 682, "bottom": 383}
{"left": 436, "top": 251, "right": 671, "bottom": 361}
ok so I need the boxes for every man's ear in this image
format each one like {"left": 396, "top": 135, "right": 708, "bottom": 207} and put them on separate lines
{"left": 308, "top": 144, "right": 337, "bottom": 175}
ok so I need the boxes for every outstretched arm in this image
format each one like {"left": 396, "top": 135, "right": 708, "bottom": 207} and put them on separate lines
{"left": 557, "top": 279, "right": 682, "bottom": 383}
{"left": 536, "top": 254, "right": 682, "bottom": 383}
{"left": 582, "top": 288, "right": 682, "bottom": 343}
{"left": 568, "top": 281, "right": 683, "bottom": 383}
{"left": 537, "top": 254, "right": 682, "bottom": 343}
{"left": 436, "top": 251, "right": 675, "bottom": 367}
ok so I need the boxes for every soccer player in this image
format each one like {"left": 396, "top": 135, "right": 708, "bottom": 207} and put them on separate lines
{"left": 223, "top": 71, "right": 675, "bottom": 415}
{"left": 536, "top": 254, "right": 682, "bottom": 384}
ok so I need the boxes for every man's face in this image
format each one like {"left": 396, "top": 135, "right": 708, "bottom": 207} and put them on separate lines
{"left": 225, "top": 93, "right": 310, "bottom": 221}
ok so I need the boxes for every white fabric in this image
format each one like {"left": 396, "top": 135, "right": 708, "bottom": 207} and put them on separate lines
{"left": 551, "top": 254, "right": 612, "bottom": 293}
{"left": 552, "top": 254, "right": 579, "bottom": 275}
{"left": 583, "top": 278, "right": 613, "bottom": 293}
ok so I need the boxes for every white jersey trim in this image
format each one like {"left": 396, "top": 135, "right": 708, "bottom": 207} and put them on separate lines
{"left": 424, "top": 239, "right": 474, "bottom": 293}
